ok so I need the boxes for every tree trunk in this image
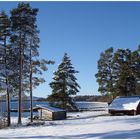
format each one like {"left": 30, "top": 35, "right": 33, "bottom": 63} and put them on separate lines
{"left": 6, "top": 83, "right": 10, "bottom": 126}
{"left": 18, "top": 33, "right": 22, "bottom": 125}
{"left": 4, "top": 36, "right": 11, "bottom": 126}
{"left": 29, "top": 43, "right": 33, "bottom": 122}
{"left": 63, "top": 80, "right": 66, "bottom": 109}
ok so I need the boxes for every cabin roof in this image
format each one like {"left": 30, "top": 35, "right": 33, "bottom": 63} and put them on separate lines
{"left": 0, "top": 93, "right": 6, "bottom": 97}
{"left": 36, "top": 104, "right": 65, "bottom": 112}
{"left": 109, "top": 96, "right": 140, "bottom": 111}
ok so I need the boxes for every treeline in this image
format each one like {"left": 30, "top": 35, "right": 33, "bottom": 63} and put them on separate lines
{"left": 96, "top": 47, "right": 140, "bottom": 99}
{"left": 0, "top": 3, "right": 53, "bottom": 126}
{"left": 38, "top": 95, "right": 112, "bottom": 103}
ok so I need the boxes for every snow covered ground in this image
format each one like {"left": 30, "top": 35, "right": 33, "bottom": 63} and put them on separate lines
{"left": 1, "top": 110, "right": 140, "bottom": 139}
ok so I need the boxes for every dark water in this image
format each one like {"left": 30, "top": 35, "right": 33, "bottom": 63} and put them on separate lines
{"left": 0, "top": 101, "right": 48, "bottom": 117}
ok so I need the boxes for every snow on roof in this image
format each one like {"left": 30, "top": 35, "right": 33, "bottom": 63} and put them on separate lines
{"left": 36, "top": 104, "right": 65, "bottom": 112}
{"left": 0, "top": 92, "right": 6, "bottom": 97}
{"left": 109, "top": 96, "right": 140, "bottom": 110}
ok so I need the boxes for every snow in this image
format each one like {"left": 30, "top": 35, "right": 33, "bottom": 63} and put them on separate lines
{"left": 76, "top": 101, "right": 108, "bottom": 111}
{"left": 109, "top": 96, "right": 140, "bottom": 110}
{"left": 1, "top": 110, "right": 140, "bottom": 139}
{"left": 0, "top": 92, "right": 6, "bottom": 97}
{"left": 36, "top": 104, "right": 65, "bottom": 112}
{"left": 0, "top": 82, "right": 8, "bottom": 89}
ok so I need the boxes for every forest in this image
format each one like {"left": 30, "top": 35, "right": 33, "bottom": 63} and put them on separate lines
{"left": 0, "top": 2, "right": 80, "bottom": 127}
{"left": 0, "top": 2, "right": 54, "bottom": 126}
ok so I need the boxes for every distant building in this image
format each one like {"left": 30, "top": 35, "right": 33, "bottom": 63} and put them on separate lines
{"left": 34, "top": 105, "right": 66, "bottom": 120}
{"left": 108, "top": 96, "right": 140, "bottom": 115}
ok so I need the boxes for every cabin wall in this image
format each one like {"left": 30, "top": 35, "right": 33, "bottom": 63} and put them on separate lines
{"left": 109, "top": 109, "right": 136, "bottom": 115}
{"left": 53, "top": 111, "right": 66, "bottom": 120}
{"left": 38, "top": 109, "right": 66, "bottom": 120}
{"left": 38, "top": 109, "right": 53, "bottom": 120}
{"left": 136, "top": 103, "right": 140, "bottom": 115}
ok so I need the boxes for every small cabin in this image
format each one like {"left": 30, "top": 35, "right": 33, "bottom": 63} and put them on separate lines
{"left": 108, "top": 96, "right": 140, "bottom": 115}
{"left": 34, "top": 105, "right": 66, "bottom": 120}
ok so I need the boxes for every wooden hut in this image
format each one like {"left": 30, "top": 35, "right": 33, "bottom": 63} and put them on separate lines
{"left": 35, "top": 105, "right": 66, "bottom": 120}
{"left": 108, "top": 96, "right": 140, "bottom": 115}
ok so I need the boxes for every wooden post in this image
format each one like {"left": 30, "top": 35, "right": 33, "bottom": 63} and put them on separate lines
{"left": 134, "top": 110, "right": 136, "bottom": 116}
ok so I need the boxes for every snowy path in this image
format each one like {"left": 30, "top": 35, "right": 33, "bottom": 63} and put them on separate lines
{"left": 0, "top": 111, "right": 140, "bottom": 139}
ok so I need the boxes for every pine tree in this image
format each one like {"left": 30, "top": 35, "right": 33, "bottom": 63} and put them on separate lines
{"left": 25, "top": 5, "right": 39, "bottom": 123}
{"left": 10, "top": 3, "right": 54, "bottom": 124}
{"left": 112, "top": 49, "right": 135, "bottom": 96}
{"left": 23, "top": 7, "right": 54, "bottom": 122}
{"left": 10, "top": 2, "right": 36, "bottom": 125}
{"left": 95, "top": 47, "right": 114, "bottom": 98}
{"left": 0, "top": 3, "right": 54, "bottom": 126}
{"left": 96, "top": 47, "right": 140, "bottom": 98}
{"left": 48, "top": 53, "right": 80, "bottom": 111}
{"left": 132, "top": 46, "right": 140, "bottom": 94}
{"left": 0, "top": 11, "right": 12, "bottom": 126}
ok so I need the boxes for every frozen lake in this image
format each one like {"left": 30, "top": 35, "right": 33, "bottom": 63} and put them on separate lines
{"left": 0, "top": 101, "right": 108, "bottom": 117}
{"left": 0, "top": 101, "right": 49, "bottom": 117}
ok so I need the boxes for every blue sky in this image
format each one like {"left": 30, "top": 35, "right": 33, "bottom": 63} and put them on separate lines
{"left": 1, "top": 2, "right": 140, "bottom": 98}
